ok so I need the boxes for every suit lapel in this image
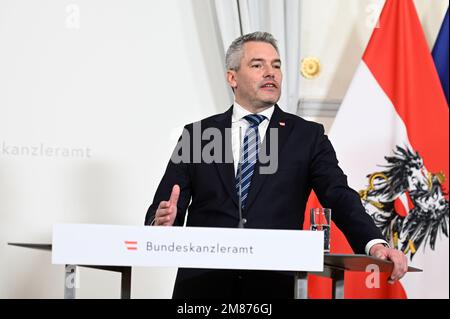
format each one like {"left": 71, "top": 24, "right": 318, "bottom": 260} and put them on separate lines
{"left": 244, "top": 105, "right": 294, "bottom": 210}
{"left": 213, "top": 106, "right": 240, "bottom": 208}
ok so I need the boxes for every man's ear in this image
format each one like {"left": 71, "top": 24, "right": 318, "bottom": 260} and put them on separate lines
{"left": 226, "top": 70, "right": 237, "bottom": 89}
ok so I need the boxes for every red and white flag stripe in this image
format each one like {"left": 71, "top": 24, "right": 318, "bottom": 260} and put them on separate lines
{"left": 124, "top": 241, "right": 138, "bottom": 251}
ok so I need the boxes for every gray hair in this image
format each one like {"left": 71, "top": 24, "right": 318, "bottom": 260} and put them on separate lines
{"left": 225, "top": 31, "right": 279, "bottom": 71}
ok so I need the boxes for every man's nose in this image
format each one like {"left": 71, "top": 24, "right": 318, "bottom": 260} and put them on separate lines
{"left": 264, "top": 67, "right": 276, "bottom": 78}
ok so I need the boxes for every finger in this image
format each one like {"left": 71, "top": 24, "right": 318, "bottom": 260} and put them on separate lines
{"left": 155, "top": 215, "right": 170, "bottom": 226}
{"left": 389, "top": 254, "right": 405, "bottom": 281}
{"left": 396, "top": 255, "right": 408, "bottom": 280}
{"left": 169, "top": 184, "right": 180, "bottom": 206}
{"left": 160, "top": 215, "right": 171, "bottom": 225}
{"left": 156, "top": 201, "right": 171, "bottom": 215}
{"left": 158, "top": 201, "right": 170, "bottom": 209}
{"left": 403, "top": 261, "right": 409, "bottom": 276}
{"left": 162, "top": 220, "right": 172, "bottom": 226}
{"left": 156, "top": 207, "right": 171, "bottom": 217}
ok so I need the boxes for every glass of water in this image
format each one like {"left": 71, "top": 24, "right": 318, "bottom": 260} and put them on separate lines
{"left": 310, "top": 208, "right": 331, "bottom": 253}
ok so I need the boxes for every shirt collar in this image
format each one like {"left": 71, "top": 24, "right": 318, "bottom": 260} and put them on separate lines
{"left": 231, "top": 101, "right": 275, "bottom": 123}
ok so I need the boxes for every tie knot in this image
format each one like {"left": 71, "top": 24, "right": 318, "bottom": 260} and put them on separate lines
{"left": 244, "top": 114, "right": 266, "bottom": 127}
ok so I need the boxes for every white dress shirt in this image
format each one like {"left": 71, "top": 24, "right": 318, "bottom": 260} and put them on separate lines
{"left": 230, "top": 101, "right": 387, "bottom": 255}
{"left": 231, "top": 102, "right": 274, "bottom": 174}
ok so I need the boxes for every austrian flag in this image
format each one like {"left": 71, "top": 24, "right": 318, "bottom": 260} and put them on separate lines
{"left": 311, "top": 0, "right": 449, "bottom": 298}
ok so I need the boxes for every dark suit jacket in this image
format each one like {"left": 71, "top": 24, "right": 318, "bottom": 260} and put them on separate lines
{"left": 145, "top": 105, "right": 383, "bottom": 296}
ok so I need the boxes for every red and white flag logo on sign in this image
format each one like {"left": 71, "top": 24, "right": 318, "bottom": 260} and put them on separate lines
{"left": 124, "top": 241, "right": 138, "bottom": 251}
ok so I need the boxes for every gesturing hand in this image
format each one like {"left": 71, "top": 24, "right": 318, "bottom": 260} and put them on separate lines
{"left": 153, "top": 185, "right": 180, "bottom": 226}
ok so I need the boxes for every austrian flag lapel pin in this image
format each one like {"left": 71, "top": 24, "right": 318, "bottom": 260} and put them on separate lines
{"left": 279, "top": 121, "right": 285, "bottom": 127}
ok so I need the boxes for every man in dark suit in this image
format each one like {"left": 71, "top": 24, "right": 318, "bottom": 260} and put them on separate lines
{"left": 145, "top": 32, "right": 408, "bottom": 298}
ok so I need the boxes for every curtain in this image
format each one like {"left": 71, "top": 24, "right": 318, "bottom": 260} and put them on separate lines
{"left": 213, "top": 0, "right": 301, "bottom": 114}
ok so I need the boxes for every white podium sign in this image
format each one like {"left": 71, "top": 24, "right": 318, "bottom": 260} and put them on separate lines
{"left": 52, "top": 224, "right": 324, "bottom": 272}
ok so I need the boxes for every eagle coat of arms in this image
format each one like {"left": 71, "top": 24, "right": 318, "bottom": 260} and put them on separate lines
{"left": 359, "top": 146, "right": 449, "bottom": 260}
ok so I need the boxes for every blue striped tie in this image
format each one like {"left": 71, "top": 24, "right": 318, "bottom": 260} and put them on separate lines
{"left": 236, "top": 114, "right": 266, "bottom": 209}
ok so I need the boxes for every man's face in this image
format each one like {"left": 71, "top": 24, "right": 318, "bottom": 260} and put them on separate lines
{"left": 227, "top": 41, "right": 282, "bottom": 112}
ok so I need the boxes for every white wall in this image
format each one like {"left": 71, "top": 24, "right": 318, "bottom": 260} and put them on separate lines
{"left": 0, "top": 0, "right": 229, "bottom": 298}
{"left": 0, "top": 0, "right": 447, "bottom": 298}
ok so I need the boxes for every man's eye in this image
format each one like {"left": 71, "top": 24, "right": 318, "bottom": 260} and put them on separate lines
{"left": 273, "top": 64, "right": 281, "bottom": 69}
{"left": 251, "top": 64, "right": 262, "bottom": 68}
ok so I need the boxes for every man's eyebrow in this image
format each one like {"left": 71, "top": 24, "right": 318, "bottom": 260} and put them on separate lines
{"left": 249, "top": 58, "right": 282, "bottom": 64}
